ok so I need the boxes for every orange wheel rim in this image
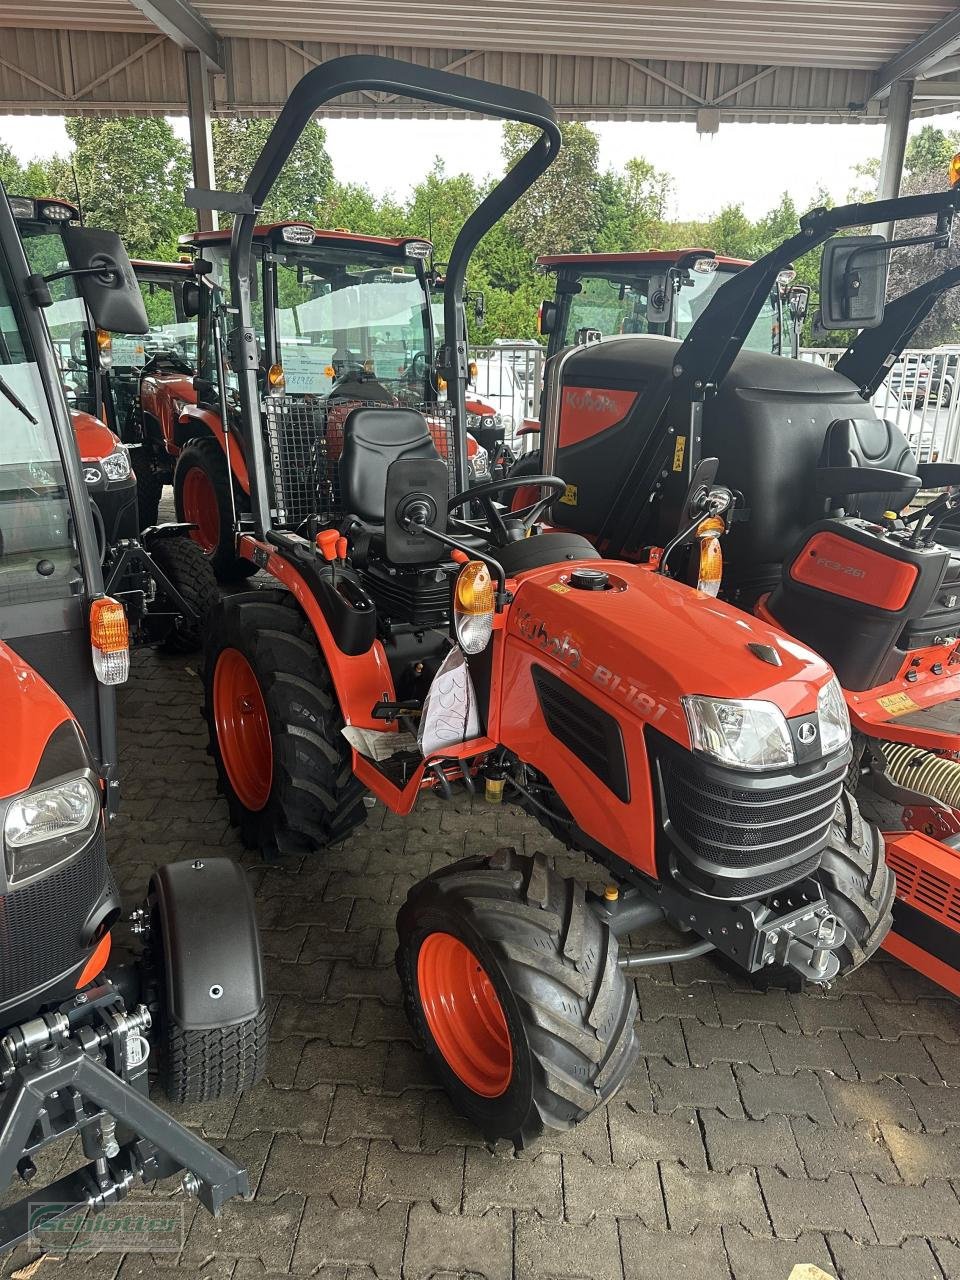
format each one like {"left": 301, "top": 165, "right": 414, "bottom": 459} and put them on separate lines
{"left": 510, "top": 483, "right": 541, "bottom": 514}
{"left": 182, "top": 465, "right": 220, "bottom": 552}
{"left": 417, "top": 932, "right": 512, "bottom": 1097}
{"left": 213, "top": 647, "right": 272, "bottom": 811}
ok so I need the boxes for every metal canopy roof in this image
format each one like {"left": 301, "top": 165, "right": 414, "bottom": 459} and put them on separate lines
{"left": 0, "top": 0, "right": 958, "bottom": 122}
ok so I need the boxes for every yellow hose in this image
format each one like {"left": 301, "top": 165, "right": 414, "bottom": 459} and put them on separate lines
{"left": 881, "top": 741, "right": 960, "bottom": 809}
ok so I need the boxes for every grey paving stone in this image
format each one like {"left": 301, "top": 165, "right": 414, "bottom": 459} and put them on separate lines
{"left": 881, "top": 1121, "right": 960, "bottom": 1183}
{"left": 722, "top": 1224, "right": 835, "bottom": 1280}
{"left": 362, "top": 1140, "right": 465, "bottom": 1212}
{"left": 923, "top": 1034, "right": 960, "bottom": 1085}
{"left": 702, "top": 1113, "right": 805, "bottom": 1176}
{"left": 761, "top": 1026, "right": 858, "bottom": 1080}
{"left": 758, "top": 1171, "right": 875, "bottom": 1242}
{"left": 562, "top": 1154, "right": 666, "bottom": 1227}
{"left": 734, "top": 1065, "right": 834, "bottom": 1123}
{"left": 840, "top": 1030, "right": 941, "bottom": 1083}
{"left": 648, "top": 1059, "right": 744, "bottom": 1117}
{"left": 828, "top": 1233, "right": 945, "bottom": 1280}
{"left": 404, "top": 1203, "right": 512, "bottom": 1280}
{"left": 462, "top": 1148, "right": 562, "bottom": 1218}
{"left": 182, "top": 1189, "right": 305, "bottom": 1271}
{"left": 685, "top": 1019, "right": 772, "bottom": 1072}
{"left": 819, "top": 1075, "right": 923, "bottom": 1131}
{"left": 633, "top": 1015, "right": 689, "bottom": 1063}
{"left": 608, "top": 1102, "right": 707, "bottom": 1170}
{"left": 792, "top": 1117, "right": 898, "bottom": 1181}
{"left": 634, "top": 977, "right": 721, "bottom": 1025}
{"left": 619, "top": 1223, "right": 731, "bottom": 1280}
{"left": 259, "top": 1135, "right": 367, "bottom": 1205}
{"left": 227, "top": 1082, "right": 334, "bottom": 1141}
{"left": 325, "top": 1085, "right": 425, "bottom": 1150}
{"left": 856, "top": 1173, "right": 960, "bottom": 1244}
{"left": 660, "top": 1165, "right": 769, "bottom": 1234}
{"left": 292, "top": 1198, "right": 408, "bottom": 1274}
{"left": 900, "top": 1077, "right": 960, "bottom": 1130}
{"left": 714, "top": 988, "right": 800, "bottom": 1033}
{"left": 293, "top": 1038, "right": 388, "bottom": 1091}
{"left": 514, "top": 1213, "right": 624, "bottom": 1280}
{"left": 864, "top": 996, "right": 960, "bottom": 1043}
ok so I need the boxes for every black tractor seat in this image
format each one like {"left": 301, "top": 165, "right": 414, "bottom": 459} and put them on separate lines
{"left": 496, "top": 531, "right": 601, "bottom": 576}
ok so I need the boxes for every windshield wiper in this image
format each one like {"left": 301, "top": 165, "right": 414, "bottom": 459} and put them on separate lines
{"left": 0, "top": 371, "right": 38, "bottom": 425}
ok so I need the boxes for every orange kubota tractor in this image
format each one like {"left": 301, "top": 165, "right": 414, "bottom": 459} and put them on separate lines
{"left": 515, "top": 174, "right": 960, "bottom": 999}
{"left": 0, "top": 180, "right": 266, "bottom": 1247}
{"left": 186, "top": 54, "right": 896, "bottom": 1147}
{"left": 125, "top": 230, "right": 492, "bottom": 582}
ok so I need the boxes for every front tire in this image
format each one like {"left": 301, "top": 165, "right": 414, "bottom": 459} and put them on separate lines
{"left": 174, "top": 436, "right": 256, "bottom": 583}
{"left": 751, "top": 791, "right": 894, "bottom": 991}
{"left": 150, "top": 536, "right": 220, "bottom": 655}
{"left": 203, "top": 590, "right": 367, "bottom": 854}
{"left": 396, "top": 848, "right": 639, "bottom": 1147}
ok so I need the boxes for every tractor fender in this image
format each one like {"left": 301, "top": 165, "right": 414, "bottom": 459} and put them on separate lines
{"left": 177, "top": 406, "right": 250, "bottom": 493}
{"left": 150, "top": 857, "right": 264, "bottom": 1031}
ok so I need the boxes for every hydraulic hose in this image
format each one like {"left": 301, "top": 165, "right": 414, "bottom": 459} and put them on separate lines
{"left": 882, "top": 741, "right": 960, "bottom": 810}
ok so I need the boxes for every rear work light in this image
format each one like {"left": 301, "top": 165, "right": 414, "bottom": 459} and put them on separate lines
{"left": 8, "top": 197, "right": 34, "bottom": 219}
{"left": 692, "top": 258, "right": 717, "bottom": 273}
{"left": 404, "top": 241, "right": 432, "bottom": 259}
{"left": 39, "top": 202, "right": 75, "bottom": 222}
{"left": 90, "top": 597, "right": 129, "bottom": 685}
{"left": 281, "top": 224, "right": 314, "bottom": 244}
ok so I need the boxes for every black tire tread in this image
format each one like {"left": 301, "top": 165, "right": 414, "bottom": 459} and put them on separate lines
{"left": 162, "top": 1003, "right": 268, "bottom": 1104}
{"left": 173, "top": 436, "right": 257, "bottom": 582}
{"left": 396, "top": 848, "right": 639, "bottom": 1146}
{"left": 203, "top": 589, "right": 367, "bottom": 854}
{"left": 150, "top": 536, "right": 220, "bottom": 654}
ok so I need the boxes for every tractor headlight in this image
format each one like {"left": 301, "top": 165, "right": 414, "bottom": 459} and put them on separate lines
{"left": 466, "top": 412, "right": 481, "bottom": 430}
{"left": 4, "top": 774, "right": 99, "bottom": 883}
{"left": 682, "top": 696, "right": 795, "bottom": 772}
{"left": 101, "top": 446, "right": 132, "bottom": 482}
{"left": 817, "top": 677, "right": 850, "bottom": 757}
{"left": 482, "top": 414, "right": 497, "bottom": 428}
{"left": 453, "top": 560, "right": 495, "bottom": 655}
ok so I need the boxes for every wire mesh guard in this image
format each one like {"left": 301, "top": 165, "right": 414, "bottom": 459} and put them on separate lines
{"left": 264, "top": 397, "right": 458, "bottom": 529}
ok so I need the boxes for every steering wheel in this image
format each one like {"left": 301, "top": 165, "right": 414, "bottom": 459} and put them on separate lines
{"left": 406, "top": 351, "right": 428, "bottom": 382}
{"left": 448, "top": 475, "right": 566, "bottom": 547}
{"left": 144, "top": 351, "right": 194, "bottom": 377}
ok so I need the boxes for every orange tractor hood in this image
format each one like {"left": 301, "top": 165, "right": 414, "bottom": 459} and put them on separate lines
{"left": 507, "top": 560, "right": 835, "bottom": 749}
{"left": 0, "top": 639, "right": 75, "bottom": 798}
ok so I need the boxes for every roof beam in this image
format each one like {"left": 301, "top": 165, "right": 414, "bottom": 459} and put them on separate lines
{"left": 872, "top": 8, "right": 960, "bottom": 99}
{"left": 126, "top": 0, "right": 223, "bottom": 71}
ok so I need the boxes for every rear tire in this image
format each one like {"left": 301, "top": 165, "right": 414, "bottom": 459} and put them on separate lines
{"left": 750, "top": 791, "right": 894, "bottom": 991}
{"left": 174, "top": 436, "right": 257, "bottom": 583}
{"left": 396, "top": 848, "right": 639, "bottom": 1147}
{"left": 151, "top": 536, "right": 220, "bottom": 655}
{"left": 203, "top": 589, "right": 367, "bottom": 854}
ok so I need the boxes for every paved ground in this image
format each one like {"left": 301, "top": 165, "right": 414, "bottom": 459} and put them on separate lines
{"left": 6, "top": 598, "right": 960, "bottom": 1278}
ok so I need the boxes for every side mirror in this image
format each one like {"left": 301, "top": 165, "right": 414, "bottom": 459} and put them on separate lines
{"left": 466, "top": 290, "right": 486, "bottom": 326}
{"left": 537, "top": 299, "right": 558, "bottom": 336}
{"left": 383, "top": 456, "right": 449, "bottom": 565}
{"left": 182, "top": 282, "right": 202, "bottom": 319}
{"left": 788, "top": 284, "right": 810, "bottom": 324}
{"left": 62, "top": 226, "right": 149, "bottom": 335}
{"left": 819, "top": 235, "right": 888, "bottom": 330}
{"left": 646, "top": 273, "right": 673, "bottom": 325}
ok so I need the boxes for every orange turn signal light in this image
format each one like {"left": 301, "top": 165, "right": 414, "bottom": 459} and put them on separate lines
{"left": 696, "top": 516, "right": 724, "bottom": 596}
{"left": 950, "top": 153, "right": 960, "bottom": 188}
{"left": 267, "top": 363, "right": 285, "bottom": 393}
{"left": 90, "top": 597, "right": 129, "bottom": 653}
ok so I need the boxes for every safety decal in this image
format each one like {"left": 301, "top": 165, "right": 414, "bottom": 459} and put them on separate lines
{"left": 672, "top": 436, "right": 686, "bottom": 472}
{"left": 877, "top": 692, "right": 920, "bottom": 717}
{"left": 559, "top": 484, "right": 578, "bottom": 506}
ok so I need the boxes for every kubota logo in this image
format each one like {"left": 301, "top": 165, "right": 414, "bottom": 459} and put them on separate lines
{"left": 815, "top": 557, "right": 865, "bottom": 579}
{"left": 515, "top": 608, "right": 581, "bottom": 668}
{"left": 563, "top": 389, "right": 621, "bottom": 416}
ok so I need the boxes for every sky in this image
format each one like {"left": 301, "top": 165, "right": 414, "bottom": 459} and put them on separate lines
{"left": 0, "top": 111, "right": 956, "bottom": 222}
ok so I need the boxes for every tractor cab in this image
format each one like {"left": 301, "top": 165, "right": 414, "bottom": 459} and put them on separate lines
{"left": 8, "top": 196, "right": 220, "bottom": 652}
{"left": 0, "top": 181, "right": 264, "bottom": 1246}
{"left": 536, "top": 248, "right": 801, "bottom": 361}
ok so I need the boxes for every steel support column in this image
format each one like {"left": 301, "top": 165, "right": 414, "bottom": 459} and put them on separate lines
{"left": 185, "top": 50, "right": 217, "bottom": 232}
{"left": 873, "top": 78, "right": 914, "bottom": 241}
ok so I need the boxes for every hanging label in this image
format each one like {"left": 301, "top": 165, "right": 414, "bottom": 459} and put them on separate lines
{"left": 672, "top": 436, "right": 687, "bottom": 472}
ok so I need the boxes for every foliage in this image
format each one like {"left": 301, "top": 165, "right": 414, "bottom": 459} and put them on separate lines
{"left": 4, "top": 116, "right": 959, "bottom": 349}
{"left": 212, "top": 118, "right": 333, "bottom": 224}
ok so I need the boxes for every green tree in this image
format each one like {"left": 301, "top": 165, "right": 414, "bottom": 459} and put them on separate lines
{"left": 0, "top": 142, "right": 22, "bottom": 193}
{"left": 905, "top": 125, "right": 960, "bottom": 180}
{"left": 501, "top": 120, "right": 602, "bottom": 257}
{"left": 65, "top": 117, "right": 192, "bottom": 258}
{"left": 706, "top": 203, "right": 756, "bottom": 258}
{"left": 212, "top": 118, "right": 333, "bottom": 224}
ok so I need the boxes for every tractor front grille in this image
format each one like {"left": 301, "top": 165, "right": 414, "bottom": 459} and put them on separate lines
{"left": 0, "top": 832, "right": 113, "bottom": 1011}
{"left": 653, "top": 734, "right": 845, "bottom": 900}
{"left": 264, "top": 397, "right": 457, "bottom": 530}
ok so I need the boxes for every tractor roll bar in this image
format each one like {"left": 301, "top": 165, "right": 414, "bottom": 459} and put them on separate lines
{"left": 835, "top": 263, "right": 960, "bottom": 399}
{"left": 598, "top": 185, "right": 960, "bottom": 557}
{"left": 189, "top": 55, "right": 561, "bottom": 538}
